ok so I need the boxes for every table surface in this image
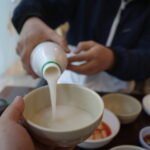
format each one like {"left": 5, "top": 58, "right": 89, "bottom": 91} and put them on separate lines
{"left": 0, "top": 86, "right": 149, "bottom": 150}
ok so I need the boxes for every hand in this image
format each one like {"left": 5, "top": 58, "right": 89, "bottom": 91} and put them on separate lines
{"left": 0, "top": 97, "right": 52, "bottom": 150}
{"left": 67, "top": 41, "right": 115, "bottom": 75}
{"left": 16, "top": 17, "right": 69, "bottom": 77}
{"left": 0, "top": 96, "right": 35, "bottom": 150}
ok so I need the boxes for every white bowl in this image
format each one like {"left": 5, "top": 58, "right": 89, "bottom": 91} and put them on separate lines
{"left": 102, "top": 93, "right": 142, "bottom": 124}
{"left": 110, "top": 145, "right": 145, "bottom": 150}
{"left": 24, "top": 84, "right": 104, "bottom": 147}
{"left": 142, "top": 94, "right": 150, "bottom": 116}
{"left": 78, "top": 109, "right": 120, "bottom": 149}
{"left": 139, "top": 126, "right": 150, "bottom": 150}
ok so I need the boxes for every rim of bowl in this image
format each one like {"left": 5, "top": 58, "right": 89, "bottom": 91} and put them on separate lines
{"left": 84, "top": 109, "right": 120, "bottom": 143}
{"left": 139, "top": 126, "right": 150, "bottom": 149}
{"left": 142, "top": 94, "right": 150, "bottom": 114}
{"left": 142, "top": 94, "right": 150, "bottom": 106}
{"left": 110, "top": 145, "right": 145, "bottom": 150}
{"left": 24, "top": 83, "right": 104, "bottom": 133}
{"left": 102, "top": 93, "right": 142, "bottom": 117}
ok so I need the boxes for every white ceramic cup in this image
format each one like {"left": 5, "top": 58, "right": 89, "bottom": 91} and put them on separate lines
{"left": 23, "top": 84, "right": 104, "bottom": 148}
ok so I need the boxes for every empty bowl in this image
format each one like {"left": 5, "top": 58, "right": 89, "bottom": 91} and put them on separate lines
{"left": 110, "top": 145, "right": 145, "bottom": 150}
{"left": 78, "top": 109, "right": 120, "bottom": 149}
{"left": 139, "top": 126, "right": 150, "bottom": 150}
{"left": 102, "top": 93, "right": 142, "bottom": 124}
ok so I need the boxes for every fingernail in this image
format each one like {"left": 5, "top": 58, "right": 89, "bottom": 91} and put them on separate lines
{"left": 14, "top": 96, "right": 23, "bottom": 103}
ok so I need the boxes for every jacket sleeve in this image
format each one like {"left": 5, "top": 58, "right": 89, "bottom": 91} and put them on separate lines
{"left": 108, "top": 17, "right": 150, "bottom": 81}
{"left": 12, "top": 0, "right": 77, "bottom": 33}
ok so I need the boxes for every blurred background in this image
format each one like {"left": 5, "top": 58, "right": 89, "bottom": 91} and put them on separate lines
{"left": 0, "top": 0, "right": 149, "bottom": 93}
{"left": 0, "top": 0, "right": 19, "bottom": 75}
{"left": 0, "top": 0, "right": 40, "bottom": 90}
{"left": 0, "top": 0, "right": 70, "bottom": 91}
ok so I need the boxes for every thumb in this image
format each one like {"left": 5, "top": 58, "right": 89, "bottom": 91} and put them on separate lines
{"left": 48, "top": 29, "right": 70, "bottom": 52}
{"left": 1, "top": 96, "right": 24, "bottom": 122}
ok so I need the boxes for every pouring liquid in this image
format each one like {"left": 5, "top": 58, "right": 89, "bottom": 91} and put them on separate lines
{"left": 43, "top": 64, "right": 61, "bottom": 119}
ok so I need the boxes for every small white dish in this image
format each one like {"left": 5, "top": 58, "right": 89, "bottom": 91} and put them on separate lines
{"left": 142, "top": 94, "right": 150, "bottom": 116}
{"left": 102, "top": 93, "right": 142, "bottom": 124}
{"left": 139, "top": 126, "right": 150, "bottom": 150}
{"left": 78, "top": 109, "right": 120, "bottom": 149}
{"left": 110, "top": 145, "right": 145, "bottom": 150}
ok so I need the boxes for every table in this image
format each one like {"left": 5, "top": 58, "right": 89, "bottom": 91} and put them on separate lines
{"left": 0, "top": 86, "right": 149, "bottom": 150}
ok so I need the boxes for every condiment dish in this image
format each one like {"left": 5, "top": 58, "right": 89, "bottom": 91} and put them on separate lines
{"left": 142, "top": 94, "right": 150, "bottom": 116}
{"left": 102, "top": 93, "right": 142, "bottom": 124}
{"left": 78, "top": 109, "right": 120, "bottom": 149}
{"left": 139, "top": 126, "right": 150, "bottom": 150}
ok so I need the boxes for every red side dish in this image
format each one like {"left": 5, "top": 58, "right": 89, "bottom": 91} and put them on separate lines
{"left": 88, "top": 121, "right": 112, "bottom": 140}
{"left": 144, "top": 134, "right": 150, "bottom": 145}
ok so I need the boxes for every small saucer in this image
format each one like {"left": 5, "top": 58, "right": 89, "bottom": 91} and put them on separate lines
{"left": 139, "top": 126, "right": 150, "bottom": 150}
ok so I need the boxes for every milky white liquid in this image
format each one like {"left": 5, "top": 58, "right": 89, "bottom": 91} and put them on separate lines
{"left": 44, "top": 66, "right": 60, "bottom": 119}
{"left": 32, "top": 105, "right": 93, "bottom": 131}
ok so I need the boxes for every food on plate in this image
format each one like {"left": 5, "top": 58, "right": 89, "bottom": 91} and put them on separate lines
{"left": 88, "top": 121, "right": 111, "bottom": 140}
{"left": 144, "top": 134, "right": 150, "bottom": 145}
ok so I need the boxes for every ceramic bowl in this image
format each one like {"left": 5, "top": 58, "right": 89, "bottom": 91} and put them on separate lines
{"left": 78, "top": 109, "right": 120, "bottom": 149}
{"left": 102, "top": 93, "right": 142, "bottom": 124}
{"left": 142, "top": 94, "right": 150, "bottom": 116}
{"left": 23, "top": 84, "right": 104, "bottom": 147}
{"left": 110, "top": 145, "right": 145, "bottom": 150}
{"left": 139, "top": 126, "right": 150, "bottom": 150}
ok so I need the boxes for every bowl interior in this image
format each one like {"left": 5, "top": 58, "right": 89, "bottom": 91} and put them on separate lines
{"left": 102, "top": 93, "right": 141, "bottom": 116}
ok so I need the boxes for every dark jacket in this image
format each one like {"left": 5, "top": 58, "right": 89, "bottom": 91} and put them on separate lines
{"left": 12, "top": 0, "right": 150, "bottom": 81}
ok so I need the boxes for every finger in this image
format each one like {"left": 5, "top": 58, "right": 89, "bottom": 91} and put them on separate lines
{"left": 76, "top": 41, "right": 96, "bottom": 53}
{"left": 21, "top": 45, "right": 38, "bottom": 78}
{"left": 68, "top": 55, "right": 85, "bottom": 63}
{"left": 68, "top": 61, "right": 96, "bottom": 75}
{"left": 47, "top": 30, "right": 70, "bottom": 52}
{"left": 22, "top": 63, "right": 38, "bottom": 78}
{"left": 58, "top": 38, "right": 70, "bottom": 53}
{"left": 68, "top": 52, "right": 91, "bottom": 63}
{"left": 1, "top": 96, "right": 24, "bottom": 122}
{"left": 16, "top": 40, "right": 24, "bottom": 56}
